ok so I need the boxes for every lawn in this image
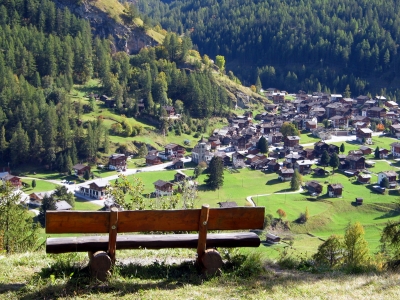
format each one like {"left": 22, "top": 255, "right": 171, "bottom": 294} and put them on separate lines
{"left": 22, "top": 179, "right": 59, "bottom": 193}
{"left": 74, "top": 198, "right": 103, "bottom": 211}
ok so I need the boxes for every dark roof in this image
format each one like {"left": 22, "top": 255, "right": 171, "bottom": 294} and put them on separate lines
{"left": 72, "top": 164, "right": 89, "bottom": 170}
{"left": 55, "top": 200, "right": 72, "bottom": 211}
{"left": 306, "top": 180, "right": 322, "bottom": 188}
{"left": 153, "top": 180, "right": 171, "bottom": 188}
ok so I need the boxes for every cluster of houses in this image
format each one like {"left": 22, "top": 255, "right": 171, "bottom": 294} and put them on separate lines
{"left": 145, "top": 143, "right": 186, "bottom": 167}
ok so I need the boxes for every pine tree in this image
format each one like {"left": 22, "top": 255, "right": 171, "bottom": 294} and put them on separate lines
{"left": 32, "top": 179, "right": 36, "bottom": 189}
{"left": 205, "top": 157, "right": 224, "bottom": 190}
{"left": 329, "top": 153, "right": 340, "bottom": 173}
{"left": 375, "top": 146, "right": 380, "bottom": 159}
{"left": 83, "top": 169, "right": 90, "bottom": 180}
{"left": 257, "top": 136, "right": 268, "bottom": 153}
{"left": 38, "top": 195, "right": 57, "bottom": 227}
{"left": 321, "top": 150, "right": 330, "bottom": 168}
{"left": 340, "top": 143, "right": 345, "bottom": 153}
{"left": 290, "top": 169, "right": 302, "bottom": 191}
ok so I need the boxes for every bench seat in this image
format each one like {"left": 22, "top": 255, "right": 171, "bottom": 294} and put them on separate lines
{"left": 46, "top": 232, "right": 260, "bottom": 254}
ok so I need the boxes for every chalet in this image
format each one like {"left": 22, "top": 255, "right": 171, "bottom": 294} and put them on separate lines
{"left": 313, "top": 167, "right": 327, "bottom": 176}
{"left": 356, "top": 128, "right": 373, "bottom": 144}
{"left": 358, "top": 173, "right": 371, "bottom": 184}
{"left": 55, "top": 200, "right": 72, "bottom": 211}
{"left": 386, "top": 111, "right": 398, "bottom": 119}
{"left": 214, "top": 152, "right": 231, "bottom": 166}
{"left": 329, "top": 115, "right": 348, "bottom": 128}
{"left": 390, "top": 142, "right": 400, "bottom": 158}
{"left": 278, "top": 168, "right": 294, "bottom": 181}
{"left": 268, "top": 132, "right": 283, "bottom": 145}
{"left": 100, "top": 95, "right": 116, "bottom": 108}
{"left": 378, "top": 148, "right": 390, "bottom": 159}
{"left": 153, "top": 180, "right": 174, "bottom": 196}
{"left": 356, "top": 95, "right": 371, "bottom": 105}
{"left": 146, "top": 154, "right": 162, "bottom": 166}
{"left": 162, "top": 105, "right": 175, "bottom": 116}
{"left": 0, "top": 172, "right": 22, "bottom": 189}
{"left": 109, "top": 154, "right": 127, "bottom": 170}
{"left": 328, "top": 144, "right": 340, "bottom": 154}
{"left": 172, "top": 159, "right": 184, "bottom": 169}
{"left": 268, "top": 160, "right": 280, "bottom": 172}
{"left": 79, "top": 179, "right": 109, "bottom": 200}
{"left": 221, "top": 136, "right": 232, "bottom": 146}
{"left": 305, "top": 180, "right": 323, "bottom": 195}
{"left": 359, "top": 146, "right": 373, "bottom": 155}
{"left": 378, "top": 171, "right": 398, "bottom": 188}
{"left": 29, "top": 192, "right": 48, "bottom": 207}
{"left": 345, "top": 155, "right": 365, "bottom": 170}
{"left": 72, "top": 164, "right": 91, "bottom": 176}
{"left": 284, "top": 136, "right": 300, "bottom": 150}
{"left": 302, "top": 148, "right": 315, "bottom": 160}
{"left": 367, "top": 107, "right": 386, "bottom": 118}
{"left": 266, "top": 233, "right": 281, "bottom": 244}
{"left": 294, "top": 160, "right": 313, "bottom": 174}
{"left": 165, "top": 143, "right": 186, "bottom": 156}
{"left": 327, "top": 183, "right": 343, "bottom": 198}
{"left": 246, "top": 154, "right": 258, "bottom": 165}
{"left": 285, "top": 153, "right": 304, "bottom": 164}
{"left": 247, "top": 147, "right": 260, "bottom": 155}
{"left": 232, "top": 135, "right": 246, "bottom": 150}
{"left": 314, "top": 141, "right": 329, "bottom": 157}
{"left": 232, "top": 152, "right": 246, "bottom": 168}
{"left": 356, "top": 198, "right": 363, "bottom": 205}
{"left": 174, "top": 170, "right": 188, "bottom": 182}
{"left": 305, "top": 120, "right": 317, "bottom": 131}
{"left": 217, "top": 201, "right": 238, "bottom": 208}
{"left": 386, "top": 101, "right": 398, "bottom": 109}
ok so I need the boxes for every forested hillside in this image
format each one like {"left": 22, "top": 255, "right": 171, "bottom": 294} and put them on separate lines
{"left": 137, "top": 0, "right": 400, "bottom": 98}
{"left": 0, "top": 0, "right": 260, "bottom": 170}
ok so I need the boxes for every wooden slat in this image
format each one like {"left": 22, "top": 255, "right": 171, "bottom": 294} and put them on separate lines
{"left": 46, "top": 207, "right": 265, "bottom": 234}
{"left": 107, "top": 208, "right": 118, "bottom": 263}
{"left": 46, "top": 211, "right": 109, "bottom": 234}
{"left": 197, "top": 204, "right": 210, "bottom": 259}
{"left": 46, "top": 232, "right": 261, "bottom": 254}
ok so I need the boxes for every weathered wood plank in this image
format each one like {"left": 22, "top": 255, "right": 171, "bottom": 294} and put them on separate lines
{"left": 197, "top": 204, "right": 210, "bottom": 259}
{"left": 107, "top": 208, "right": 118, "bottom": 263}
{"left": 46, "top": 232, "right": 261, "bottom": 254}
{"left": 46, "top": 207, "right": 265, "bottom": 234}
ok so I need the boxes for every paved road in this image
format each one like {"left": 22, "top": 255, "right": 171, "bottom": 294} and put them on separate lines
{"left": 300, "top": 132, "right": 385, "bottom": 147}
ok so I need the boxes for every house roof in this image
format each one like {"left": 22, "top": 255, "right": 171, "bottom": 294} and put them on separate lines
{"left": 286, "top": 136, "right": 300, "bottom": 140}
{"left": 55, "top": 200, "right": 72, "bottom": 211}
{"left": 280, "top": 168, "right": 294, "bottom": 174}
{"left": 295, "top": 160, "right": 314, "bottom": 166}
{"left": 73, "top": 164, "right": 89, "bottom": 170}
{"left": 381, "top": 171, "right": 398, "bottom": 177}
{"left": 109, "top": 153, "right": 126, "bottom": 159}
{"left": 359, "top": 128, "right": 373, "bottom": 133}
{"left": 153, "top": 180, "right": 171, "bottom": 188}
{"left": 306, "top": 180, "right": 322, "bottom": 188}
{"left": 328, "top": 183, "right": 344, "bottom": 189}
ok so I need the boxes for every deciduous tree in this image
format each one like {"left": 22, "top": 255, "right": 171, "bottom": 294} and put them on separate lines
{"left": 343, "top": 222, "right": 370, "bottom": 269}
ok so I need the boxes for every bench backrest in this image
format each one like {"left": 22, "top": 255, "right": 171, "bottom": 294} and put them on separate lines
{"left": 46, "top": 206, "right": 265, "bottom": 234}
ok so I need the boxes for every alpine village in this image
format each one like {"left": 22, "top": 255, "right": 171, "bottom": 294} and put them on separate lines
{"left": 1, "top": 0, "right": 400, "bottom": 299}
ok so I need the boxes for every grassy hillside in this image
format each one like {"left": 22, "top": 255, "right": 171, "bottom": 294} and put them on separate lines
{"left": 1, "top": 250, "right": 399, "bottom": 299}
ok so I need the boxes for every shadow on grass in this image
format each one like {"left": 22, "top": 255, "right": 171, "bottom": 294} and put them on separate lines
{"left": 266, "top": 179, "right": 283, "bottom": 185}
{"left": 374, "top": 209, "right": 400, "bottom": 220}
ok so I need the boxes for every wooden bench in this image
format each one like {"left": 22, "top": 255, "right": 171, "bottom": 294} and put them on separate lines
{"left": 46, "top": 204, "right": 265, "bottom": 280}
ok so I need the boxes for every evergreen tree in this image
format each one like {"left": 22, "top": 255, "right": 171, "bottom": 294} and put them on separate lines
{"left": 375, "top": 146, "right": 380, "bottom": 159}
{"left": 138, "top": 144, "right": 148, "bottom": 158}
{"left": 321, "top": 150, "right": 330, "bottom": 168}
{"left": 83, "top": 169, "right": 90, "bottom": 180}
{"left": 38, "top": 195, "right": 57, "bottom": 227}
{"left": 329, "top": 153, "right": 340, "bottom": 173}
{"left": 381, "top": 177, "right": 389, "bottom": 188}
{"left": 0, "top": 183, "right": 39, "bottom": 253}
{"left": 257, "top": 136, "right": 268, "bottom": 153}
{"left": 290, "top": 169, "right": 302, "bottom": 191}
{"left": 340, "top": 143, "right": 345, "bottom": 154}
{"left": 204, "top": 156, "right": 224, "bottom": 190}
{"left": 32, "top": 179, "right": 36, "bottom": 189}
{"left": 0, "top": 126, "right": 7, "bottom": 160}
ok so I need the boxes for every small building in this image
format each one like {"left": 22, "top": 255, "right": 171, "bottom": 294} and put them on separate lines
{"left": 146, "top": 154, "right": 163, "bottom": 166}
{"left": 172, "top": 159, "right": 184, "bottom": 169}
{"left": 355, "top": 198, "right": 363, "bottom": 205}
{"left": 313, "top": 167, "right": 326, "bottom": 176}
{"left": 358, "top": 173, "right": 371, "bottom": 184}
{"left": 378, "top": 148, "right": 390, "bottom": 159}
{"left": 55, "top": 200, "right": 72, "bottom": 211}
{"left": 278, "top": 168, "right": 294, "bottom": 181}
{"left": 29, "top": 192, "right": 48, "bottom": 207}
{"left": 217, "top": 201, "right": 238, "bottom": 208}
{"left": 174, "top": 170, "right": 188, "bottom": 182}
{"left": 109, "top": 154, "right": 127, "bottom": 170}
{"left": 284, "top": 136, "right": 300, "bottom": 150}
{"left": 165, "top": 143, "right": 186, "bottom": 156}
{"left": 378, "top": 171, "right": 398, "bottom": 188}
{"left": 327, "top": 183, "right": 343, "bottom": 198}
{"left": 162, "top": 105, "right": 175, "bottom": 116}
{"left": 306, "top": 180, "right": 323, "bottom": 195}
{"left": 79, "top": 180, "right": 109, "bottom": 200}
{"left": 391, "top": 142, "right": 400, "bottom": 158}
{"left": 0, "top": 172, "right": 22, "bottom": 189}
{"left": 153, "top": 180, "right": 174, "bottom": 196}
{"left": 294, "top": 160, "right": 314, "bottom": 174}
{"left": 72, "top": 164, "right": 91, "bottom": 176}
{"left": 359, "top": 146, "right": 373, "bottom": 155}
{"left": 266, "top": 233, "right": 281, "bottom": 244}
{"left": 356, "top": 128, "right": 373, "bottom": 144}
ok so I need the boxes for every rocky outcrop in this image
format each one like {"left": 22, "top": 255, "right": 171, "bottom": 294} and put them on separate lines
{"left": 54, "top": 0, "right": 158, "bottom": 53}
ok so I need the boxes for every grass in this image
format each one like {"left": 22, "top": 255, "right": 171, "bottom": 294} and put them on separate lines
{"left": 1, "top": 250, "right": 400, "bottom": 299}
{"left": 21, "top": 179, "right": 59, "bottom": 193}
{"left": 74, "top": 198, "right": 102, "bottom": 211}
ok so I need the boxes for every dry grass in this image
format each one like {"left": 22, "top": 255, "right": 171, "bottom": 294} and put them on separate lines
{"left": 1, "top": 250, "right": 400, "bottom": 299}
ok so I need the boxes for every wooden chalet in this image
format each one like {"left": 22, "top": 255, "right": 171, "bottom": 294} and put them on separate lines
{"left": 314, "top": 141, "right": 329, "bottom": 157}
{"left": 79, "top": 180, "right": 109, "bottom": 200}
{"left": 0, "top": 172, "right": 22, "bottom": 189}
{"left": 391, "top": 142, "right": 400, "bottom": 158}
{"left": 284, "top": 136, "right": 300, "bottom": 150}
{"left": 165, "top": 143, "right": 186, "bottom": 156}
{"left": 390, "top": 124, "right": 400, "bottom": 138}
{"left": 278, "top": 168, "right": 294, "bottom": 181}
{"left": 55, "top": 200, "right": 72, "bottom": 211}
{"left": 345, "top": 155, "right": 365, "bottom": 170}
{"left": 301, "top": 148, "right": 315, "bottom": 160}
{"left": 162, "top": 105, "right": 175, "bottom": 116}
{"left": 367, "top": 107, "right": 386, "bottom": 118}
{"left": 378, "top": 148, "right": 390, "bottom": 159}
{"left": 327, "top": 183, "right": 343, "bottom": 198}
{"left": 172, "top": 159, "right": 184, "bottom": 169}
{"left": 109, "top": 154, "right": 127, "bottom": 170}
{"left": 305, "top": 180, "right": 323, "bottom": 195}
{"left": 268, "top": 160, "right": 280, "bottom": 172}
{"left": 146, "top": 154, "right": 162, "bottom": 166}
{"left": 174, "top": 170, "right": 188, "bottom": 182}
{"left": 359, "top": 146, "right": 373, "bottom": 155}
{"left": 294, "top": 160, "right": 313, "bottom": 174}
{"left": 153, "top": 180, "right": 174, "bottom": 196}
{"left": 72, "top": 164, "right": 91, "bottom": 176}
{"left": 378, "top": 171, "right": 398, "bottom": 188}
{"left": 356, "top": 128, "right": 373, "bottom": 144}
{"left": 313, "top": 167, "right": 327, "bottom": 176}
{"left": 357, "top": 173, "right": 371, "bottom": 184}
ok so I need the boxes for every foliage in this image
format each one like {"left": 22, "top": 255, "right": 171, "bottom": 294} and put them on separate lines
{"left": 375, "top": 146, "right": 380, "bottom": 159}
{"left": 320, "top": 150, "right": 330, "bottom": 168}
{"left": 290, "top": 169, "right": 302, "bottom": 191}
{"left": 276, "top": 208, "right": 287, "bottom": 219}
{"left": 343, "top": 222, "right": 370, "bottom": 270}
{"left": 215, "top": 55, "right": 225, "bottom": 71}
{"left": 38, "top": 194, "right": 57, "bottom": 227}
{"left": 313, "top": 235, "right": 344, "bottom": 269}
{"left": 381, "top": 177, "right": 390, "bottom": 188}
{"left": 0, "top": 183, "right": 39, "bottom": 253}
{"left": 340, "top": 143, "right": 345, "bottom": 153}
{"left": 380, "top": 220, "right": 400, "bottom": 270}
{"left": 204, "top": 157, "right": 224, "bottom": 190}
{"left": 53, "top": 186, "right": 75, "bottom": 208}
{"left": 329, "top": 153, "right": 340, "bottom": 172}
{"left": 257, "top": 136, "right": 268, "bottom": 153}
{"left": 280, "top": 122, "right": 299, "bottom": 137}
{"left": 138, "top": 144, "right": 148, "bottom": 158}
{"left": 31, "top": 179, "right": 36, "bottom": 189}
{"left": 193, "top": 161, "right": 207, "bottom": 178}
{"left": 107, "top": 174, "right": 145, "bottom": 210}
{"left": 83, "top": 169, "right": 90, "bottom": 180}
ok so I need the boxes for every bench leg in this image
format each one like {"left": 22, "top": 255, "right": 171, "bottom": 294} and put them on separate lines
{"left": 200, "top": 249, "right": 223, "bottom": 276}
{"left": 88, "top": 251, "right": 112, "bottom": 281}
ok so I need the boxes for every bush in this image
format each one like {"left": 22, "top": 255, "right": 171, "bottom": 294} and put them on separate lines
{"left": 193, "top": 132, "right": 200, "bottom": 138}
